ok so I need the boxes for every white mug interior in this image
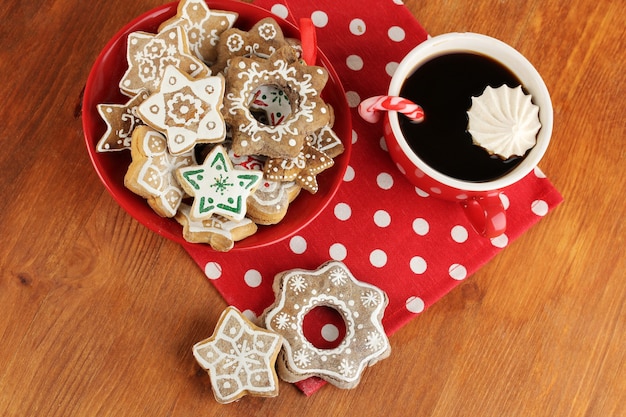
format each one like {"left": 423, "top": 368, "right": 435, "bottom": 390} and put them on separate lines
{"left": 387, "top": 32, "right": 553, "bottom": 192}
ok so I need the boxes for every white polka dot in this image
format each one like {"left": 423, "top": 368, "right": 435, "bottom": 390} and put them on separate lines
{"left": 343, "top": 165, "right": 355, "bottom": 182}
{"left": 451, "top": 225, "right": 469, "bottom": 243}
{"left": 374, "top": 210, "right": 391, "bottom": 227}
{"left": 289, "top": 235, "right": 307, "bottom": 254}
{"left": 534, "top": 167, "right": 546, "bottom": 178}
{"left": 349, "top": 18, "right": 366, "bottom": 35}
{"left": 413, "top": 218, "right": 430, "bottom": 235}
{"left": 334, "top": 202, "right": 352, "bottom": 221}
{"left": 311, "top": 10, "right": 328, "bottom": 27}
{"left": 500, "top": 193, "right": 510, "bottom": 210}
{"left": 396, "top": 163, "right": 406, "bottom": 175}
{"left": 351, "top": 129, "right": 358, "bottom": 144}
{"left": 242, "top": 309, "right": 257, "bottom": 321}
{"left": 388, "top": 26, "right": 406, "bottom": 42}
{"left": 244, "top": 269, "right": 262, "bottom": 287}
{"left": 415, "top": 187, "right": 429, "bottom": 197}
{"left": 346, "top": 90, "right": 361, "bottom": 107}
{"left": 321, "top": 324, "right": 339, "bottom": 342}
{"left": 385, "top": 61, "right": 399, "bottom": 77}
{"left": 490, "top": 234, "right": 509, "bottom": 248}
{"left": 346, "top": 55, "right": 364, "bottom": 71}
{"left": 405, "top": 296, "right": 425, "bottom": 314}
{"left": 270, "top": 4, "right": 289, "bottom": 19}
{"left": 329, "top": 243, "right": 347, "bottom": 261}
{"left": 376, "top": 172, "right": 394, "bottom": 190}
{"left": 449, "top": 264, "right": 468, "bottom": 280}
{"left": 430, "top": 187, "right": 442, "bottom": 194}
{"left": 204, "top": 262, "right": 222, "bottom": 280}
{"left": 370, "top": 249, "right": 387, "bottom": 268}
{"left": 379, "top": 137, "right": 388, "bottom": 152}
{"left": 531, "top": 200, "right": 549, "bottom": 216}
{"left": 410, "top": 256, "right": 427, "bottom": 274}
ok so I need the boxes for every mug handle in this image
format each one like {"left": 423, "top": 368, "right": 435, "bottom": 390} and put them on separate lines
{"left": 461, "top": 195, "right": 506, "bottom": 238}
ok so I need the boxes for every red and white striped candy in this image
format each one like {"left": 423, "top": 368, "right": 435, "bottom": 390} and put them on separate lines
{"left": 358, "top": 95, "right": 425, "bottom": 124}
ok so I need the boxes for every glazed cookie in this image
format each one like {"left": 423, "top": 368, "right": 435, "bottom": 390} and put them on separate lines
{"left": 222, "top": 46, "right": 331, "bottom": 159}
{"left": 158, "top": 0, "right": 238, "bottom": 65}
{"left": 193, "top": 306, "right": 283, "bottom": 404}
{"left": 264, "top": 142, "right": 334, "bottom": 194}
{"left": 308, "top": 107, "right": 345, "bottom": 159}
{"left": 263, "top": 261, "right": 390, "bottom": 389}
{"left": 119, "top": 26, "right": 209, "bottom": 96}
{"left": 96, "top": 89, "right": 149, "bottom": 152}
{"left": 175, "top": 144, "right": 263, "bottom": 221}
{"left": 138, "top": 65, "right": 226, "bottom": 155}
{"left": 211, "top": 17, "right": 295, "bottom": 74}
{"left": 246, "top": 180, "right": 301, "bottom": 225}
{"left": 175, "top": 204, "right": 257, "bottom": 251}
{"left": 124, "top": 126, "right": 196, "bottom": 217}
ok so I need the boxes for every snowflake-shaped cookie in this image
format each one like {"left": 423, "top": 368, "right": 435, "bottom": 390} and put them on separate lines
{"left": 124, "top": 126, "right": 195, "bottom": 217}
{"left": 264, "top": 261, "right": 390, "bottom": 389}
{"left": 176, "top": 144, "right": 263, "bottom": 221}
{"left": 119, "top": 26, "right": 208, "bottom": 96}
{"left": 159, "top": 0, "right": 238, "bottom": 64}
{"left": 138, "top": 65, "right": 226, "bottom": 155}
{"left": 223, "top": 46, "right": 331, "bottom": 159}
{"left": 193, "top": 306, "right": 283, "bottom": 404}
{"left": 96, "top": 89, "right": 149, "bottom": 152}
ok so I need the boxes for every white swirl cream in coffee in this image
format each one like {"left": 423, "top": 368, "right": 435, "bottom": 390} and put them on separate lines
{"left": 467, "top": 85, "right": 541, "bottom": 159}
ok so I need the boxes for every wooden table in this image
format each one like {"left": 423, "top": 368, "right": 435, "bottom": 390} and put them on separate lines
{"left": 1, "top": 0, "right": 624, "bottom": 415}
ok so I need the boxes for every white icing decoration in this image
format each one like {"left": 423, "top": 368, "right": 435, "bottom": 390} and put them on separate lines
{"left": 467, "top": 85, "right": 541, "bottom": 159}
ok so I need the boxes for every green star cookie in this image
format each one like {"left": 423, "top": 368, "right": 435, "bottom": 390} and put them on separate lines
{"left": 176, "top": 145, "right": 263, "bottom": 221}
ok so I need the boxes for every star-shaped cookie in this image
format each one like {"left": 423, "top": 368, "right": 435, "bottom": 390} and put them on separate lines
{"left": 264, "top": 142, "right": 334, "bottom": 193}
{"left": 96, "top": 89, "right": 149, "bottom": 152}
{"left": 176, "top": 144, "right": 263, "bottom": 221}
{"left": 138, "top": 65, "right": 226, "bottom": 155}
{"left": 119, "top": 26, "right": 208, "bottom": 96}
{"left": 159, "top": 0, "right": 238, "bottom": 65}
{"left": 193, "top": 306, "right": 282, "bottom": 404}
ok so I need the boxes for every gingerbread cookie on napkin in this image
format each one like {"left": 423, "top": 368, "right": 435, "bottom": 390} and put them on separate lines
{"left": 263, "top": 261, "right": 390, "bottom": 389}
{"left": 193, "top": 306, "right": 283, "bottom": 403}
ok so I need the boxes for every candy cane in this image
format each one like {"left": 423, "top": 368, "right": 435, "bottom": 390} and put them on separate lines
{"left": 358, "top": 95, "right": 425, "bottom": 124}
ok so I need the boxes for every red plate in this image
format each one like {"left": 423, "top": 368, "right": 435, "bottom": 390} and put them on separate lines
{"left": 82, "top": 0, "right": 352, "bottom": 250}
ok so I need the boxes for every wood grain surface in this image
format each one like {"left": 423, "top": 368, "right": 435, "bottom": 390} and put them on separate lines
{"left": 1, "top": 0, "right": 624, "bottom": 416}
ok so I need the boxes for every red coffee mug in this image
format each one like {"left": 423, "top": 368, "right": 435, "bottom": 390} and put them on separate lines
{"left": 363, "top": 33, "right": 553, "bottom": 238}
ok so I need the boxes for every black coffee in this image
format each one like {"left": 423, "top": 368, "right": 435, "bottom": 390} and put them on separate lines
{"left": 399, "top": 52, "right": 529, "bottom": 182}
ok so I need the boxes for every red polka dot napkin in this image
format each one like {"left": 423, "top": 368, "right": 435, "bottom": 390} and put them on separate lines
{"left": 182, "top": 0, "right": 563, "bottom": 395}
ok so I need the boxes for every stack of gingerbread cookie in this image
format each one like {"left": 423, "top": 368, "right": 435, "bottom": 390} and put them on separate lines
{"left": 95, "top": 0, "right": 344, "bottom": 251}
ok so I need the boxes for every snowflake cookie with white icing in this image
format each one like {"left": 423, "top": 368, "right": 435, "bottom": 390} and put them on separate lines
{"left": 222, "top": 46, "right": 331, "bottom": 159}
{"left": 263, "top": 261, "right": 390, "bottom": 389}
{"left": 138, "top": 65, "right": 226, "bottom": 156}
{"left": 193, "top": 306, "right": 283, "bottom": 404}
{"left": 119, "top": 26, "right": 208, "bottom": 96}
